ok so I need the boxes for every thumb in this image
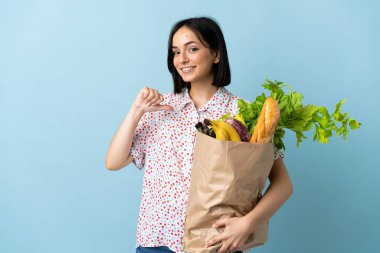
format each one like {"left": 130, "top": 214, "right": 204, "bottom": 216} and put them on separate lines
{"left": 212, "top": 218, "right": 227, "bottom": 228}
{"left": 156, "top": 105, "right": 174, "bottom": 111}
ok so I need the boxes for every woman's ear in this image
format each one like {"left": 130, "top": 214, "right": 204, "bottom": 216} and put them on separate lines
{"left": 214, "top": 51, "right": 220, "bottom": 64}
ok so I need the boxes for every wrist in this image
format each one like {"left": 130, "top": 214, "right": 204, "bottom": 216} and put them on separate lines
{"left": 244, "top": 212, "right": 265, "bottom": 234}
{"left": 130, "top": 104, "right": 145, "bottom": 118}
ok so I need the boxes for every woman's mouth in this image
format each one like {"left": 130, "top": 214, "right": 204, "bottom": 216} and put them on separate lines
{"left": 181, "top": 66, "right": 196, "bottom": 73}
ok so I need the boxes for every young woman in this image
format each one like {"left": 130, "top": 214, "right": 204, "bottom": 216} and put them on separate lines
{"left": 106, "top": 17, "right": 293, "bottom": 253}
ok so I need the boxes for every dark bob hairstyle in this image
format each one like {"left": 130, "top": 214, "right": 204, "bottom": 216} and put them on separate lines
{"left": 167, "top": 17, "right": 231, "bottom": 94}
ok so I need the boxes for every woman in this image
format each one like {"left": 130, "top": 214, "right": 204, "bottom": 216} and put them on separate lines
{"left": 106, "top": 17, "right": 293, "bottom": 253}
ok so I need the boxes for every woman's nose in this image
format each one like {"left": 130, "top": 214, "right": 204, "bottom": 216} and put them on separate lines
{"left": 180, "top": 52, "right": 189, "bottom": 63}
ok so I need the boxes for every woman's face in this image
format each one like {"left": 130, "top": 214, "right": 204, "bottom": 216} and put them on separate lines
{"left": 172, "top": 26, "right": 219, "bottom": 85}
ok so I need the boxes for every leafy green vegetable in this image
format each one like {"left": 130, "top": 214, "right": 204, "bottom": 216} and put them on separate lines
{"left": 237, "top": 79, "right": 362, "bottom": 151}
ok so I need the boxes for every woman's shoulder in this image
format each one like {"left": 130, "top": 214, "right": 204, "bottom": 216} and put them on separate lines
{"left": 222, "top": 87, "right": 243, "bottom": 116}
{"left": 221, "top": 87, "right": 243, "bottom": 102}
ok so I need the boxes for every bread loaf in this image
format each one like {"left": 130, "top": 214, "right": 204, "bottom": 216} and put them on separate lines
{"left": 250, "top": 97, "right": 280, "bottom": 143}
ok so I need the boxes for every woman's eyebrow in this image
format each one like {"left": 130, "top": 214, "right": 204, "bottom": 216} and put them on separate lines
{"left": 172, "top": 41, "right": 198, "bottom": 49}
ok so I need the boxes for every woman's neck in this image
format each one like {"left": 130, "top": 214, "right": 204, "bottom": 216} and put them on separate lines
{"left": 188, "top": 82, "right": 219, "bottom": 110}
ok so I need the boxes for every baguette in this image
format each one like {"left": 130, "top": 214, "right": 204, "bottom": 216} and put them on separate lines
{"left": 250, "top": 97, "right": 280, "bottom": 143}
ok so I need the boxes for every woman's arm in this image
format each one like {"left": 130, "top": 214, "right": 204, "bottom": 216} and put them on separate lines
{"left": 105, "top": 87, "right": 173, "bottom": 171}
{"left": 105, "top": 106, "right": 145, "bottom": 170}
{"left": 205, "top": 157, "right": 293, "bottom": 253}
{"left": 244, "top": 157, "right": 293, "bottom": 227}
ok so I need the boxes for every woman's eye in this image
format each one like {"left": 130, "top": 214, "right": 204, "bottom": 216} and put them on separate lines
{"left": 189, "top": 47, "right": 198, "bottom": 52}
{"left": 172, "top": 51, "right": 180, "bottom": 55}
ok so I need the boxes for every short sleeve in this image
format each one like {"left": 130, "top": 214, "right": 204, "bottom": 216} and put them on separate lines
{"left": 130, "top": 112, "right": 155, "bottom": 170}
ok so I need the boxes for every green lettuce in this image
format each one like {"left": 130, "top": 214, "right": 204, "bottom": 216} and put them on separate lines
{"left": 237, "top": 79, "right": 361, "bottom": 151}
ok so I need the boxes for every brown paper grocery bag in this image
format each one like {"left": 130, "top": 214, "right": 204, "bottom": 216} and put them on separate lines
{"left": 182, "top": 132, "right": 275, "bottom": 253}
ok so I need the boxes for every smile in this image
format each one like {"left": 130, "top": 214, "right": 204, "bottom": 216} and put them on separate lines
{"left": 181, "top": 66, "right": 196, "bottom": 73}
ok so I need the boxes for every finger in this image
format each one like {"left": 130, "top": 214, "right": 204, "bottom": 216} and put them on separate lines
{"left": 145, "top": 88, "right": 155, "bottom": 103}
{"left": 205, "top": 234, "right": 224, "bottom": 247}
{"left": 212, "top": 218, "right": 228, "bottom": 228}
{"left": 150, "top": 95, "right": 164, "bottom": 105}
{"left": 151, "top": 94, "right": 164, "bottom": 106}
{"left": 217, "top": 240, "right": 232, "bottom": 253}
{"left": 153, "top": 89, "right": 159, "bottom": 101}
{"left": 149, "top": 91, "right": 162, "bottom": 106}
{"left": 230, "top": 242, "right": 240, "bottom": 252}
{"left": 149, "top": 89, "right": 160, "bottom": 105}
{"left": 226, "top": 242, "right": 238, "bottom": 252}
{"left": 147, "top": 89, "right": 158, "bottom": 105}
{"left": 156, "top": 105, "right": 174, "bottom": 111}
{"left": 141, "top": 87, "right": 149, "bottom": 99}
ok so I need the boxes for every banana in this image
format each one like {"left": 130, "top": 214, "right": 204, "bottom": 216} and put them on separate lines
{"left": 210, "top": 120, "right": 241, "bottom": 142}
{"left": 211, "top": 124, "right": 230, "bottom": 141}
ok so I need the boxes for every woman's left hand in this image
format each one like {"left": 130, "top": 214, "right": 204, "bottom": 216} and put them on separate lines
{"left": 204, "top": 216, "right": 256, "bottom": 253}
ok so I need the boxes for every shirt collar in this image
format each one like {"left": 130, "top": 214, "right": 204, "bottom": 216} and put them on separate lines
{"left": 179, "top": 88, "right": 193, "bottom": 109}
{"left": 176, "top": 87, "right": 231, "bottom": 114}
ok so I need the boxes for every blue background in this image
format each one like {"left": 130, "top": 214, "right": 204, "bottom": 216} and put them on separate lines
{"left": 1, "top": 0, "right": 379, "bottom": 252}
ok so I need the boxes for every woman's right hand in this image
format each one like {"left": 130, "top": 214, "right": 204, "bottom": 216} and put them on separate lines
{"left": 133, "top": 87, "right": 174, "bottom": 113}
